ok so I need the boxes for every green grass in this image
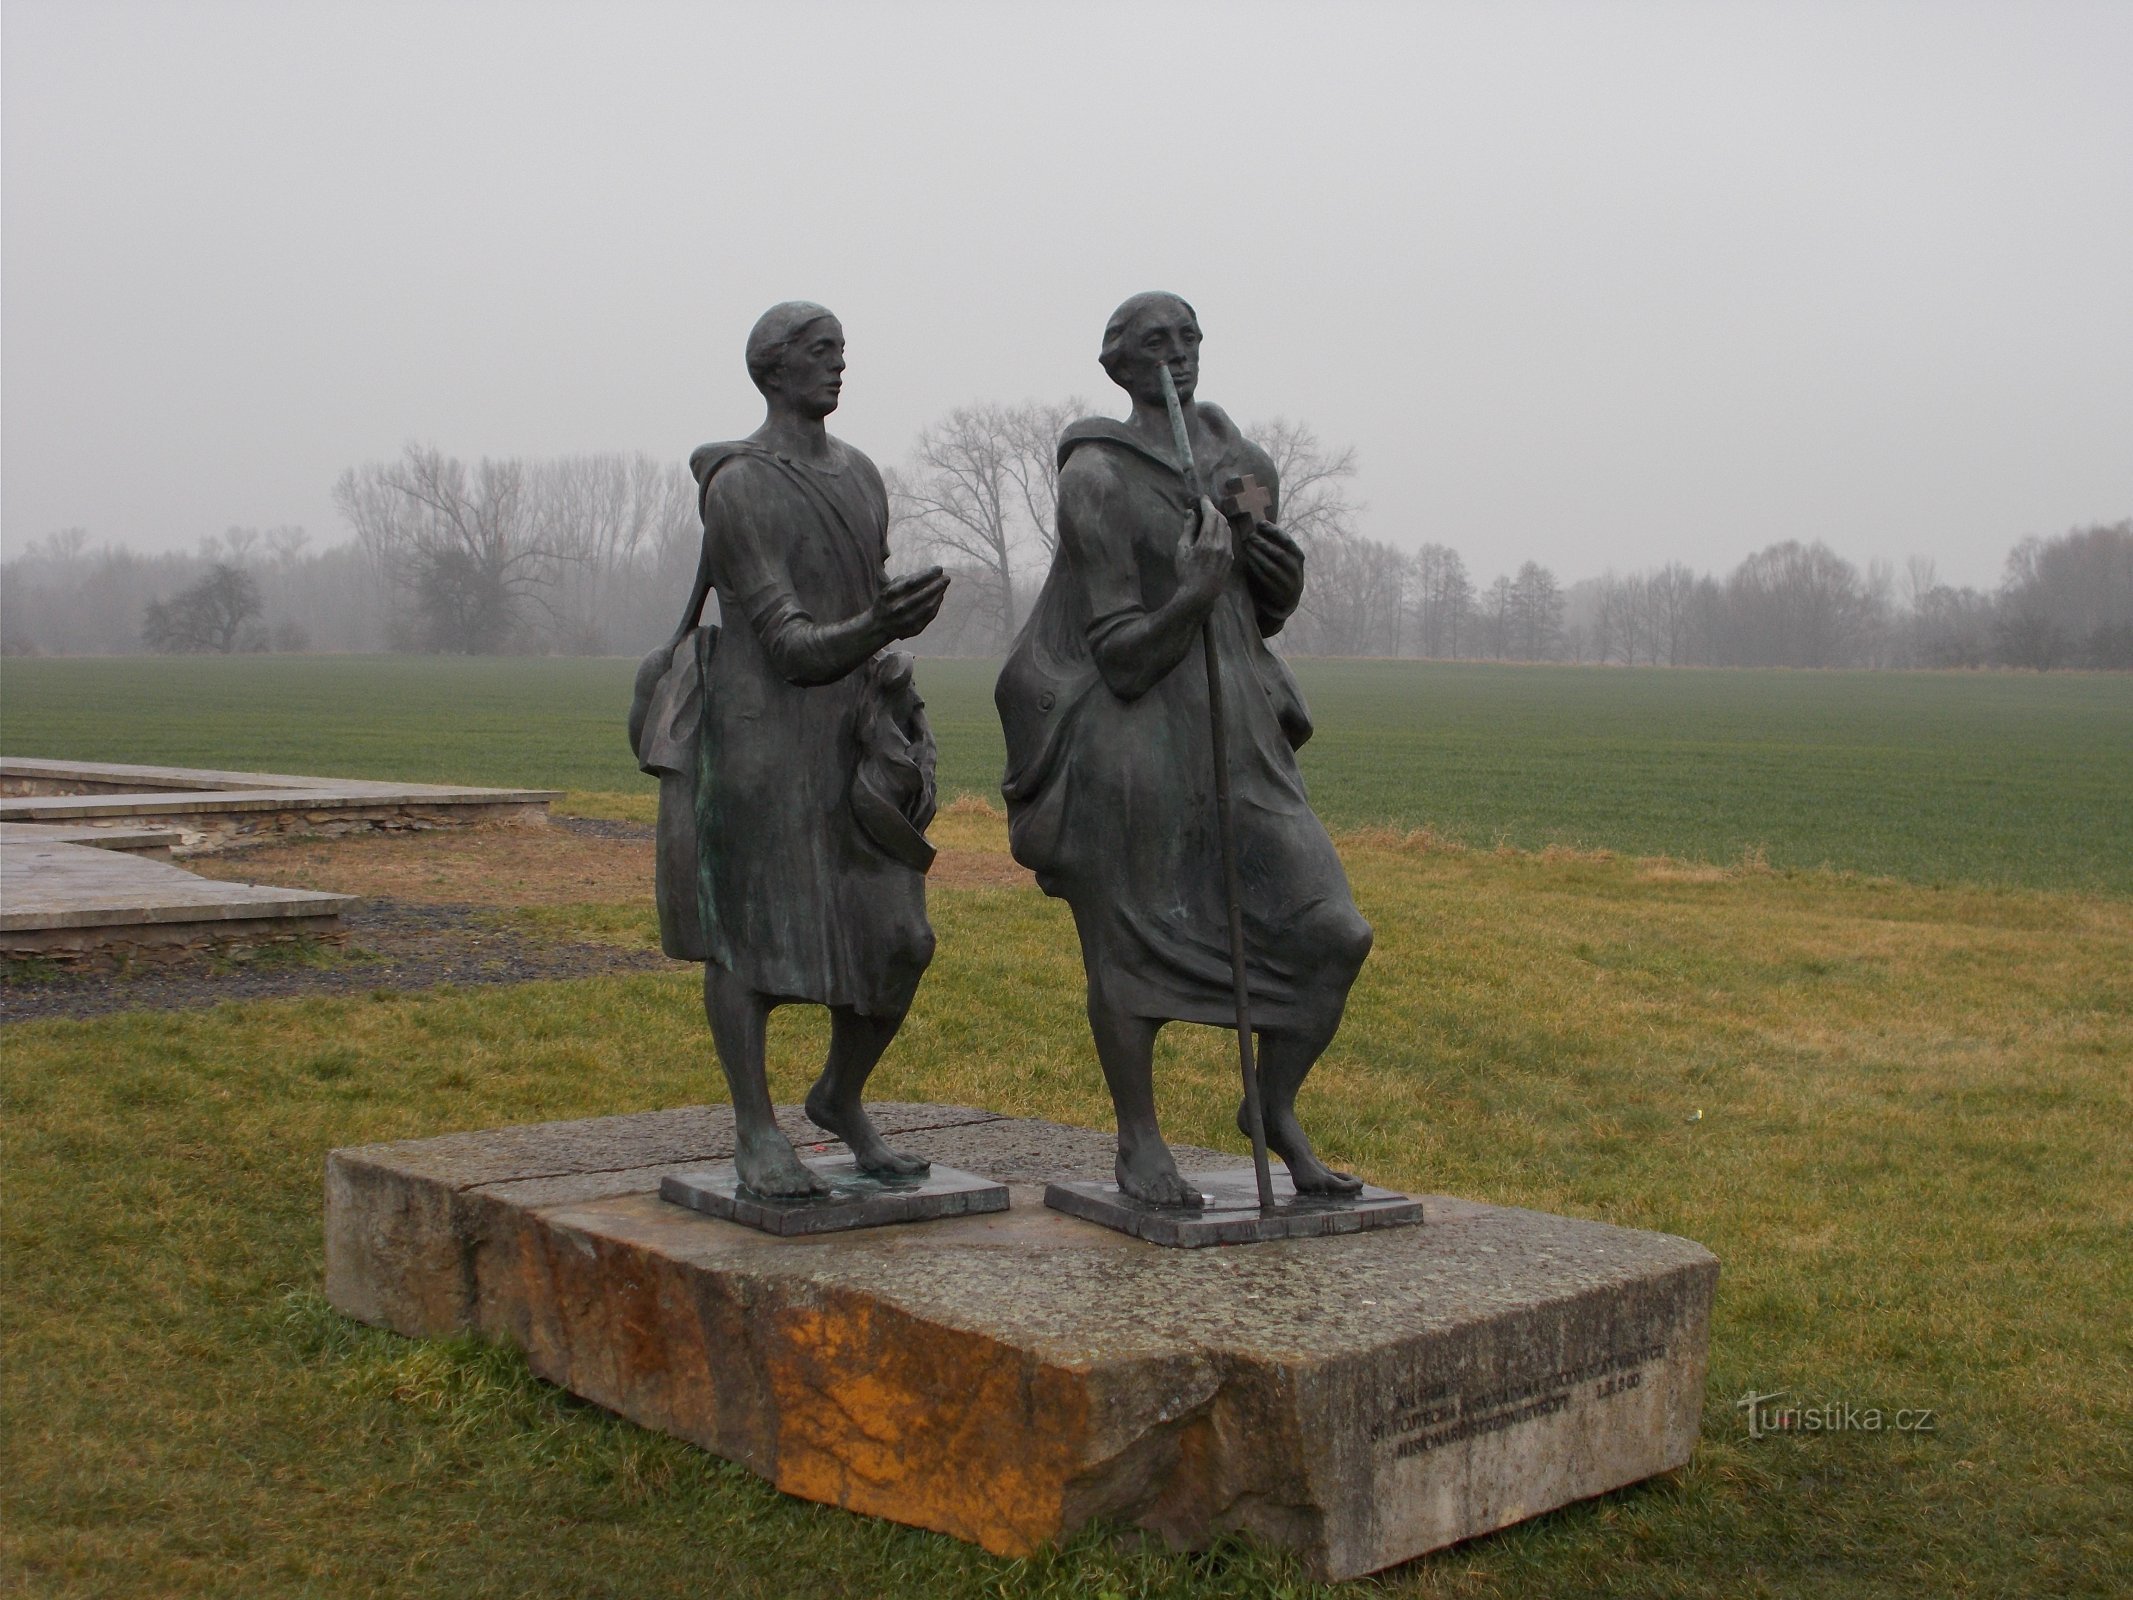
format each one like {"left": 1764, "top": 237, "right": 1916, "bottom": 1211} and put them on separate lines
{"left": 4, "top": 655, "right": 2128, "bottom": 893}
{"left": 1286, "top": 660, "right": 2132, "bottom": 895}
{"left": 7, "top": 844, "right": 2131, "bottom": 1597}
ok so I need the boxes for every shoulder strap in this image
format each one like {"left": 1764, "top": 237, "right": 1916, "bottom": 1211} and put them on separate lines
{"left": 672, "top": 442, "right": 768, "bottom": 643}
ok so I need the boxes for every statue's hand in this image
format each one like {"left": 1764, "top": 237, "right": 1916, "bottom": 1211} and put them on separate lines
{"left": 1175, "top": 497, "right": 1232, "bottom": 606}
{"left": 874, "top": 567, "right": 950, "bottom": 640}
{"left": 1242, "top": 520, "right": 1304, "bottom": 612}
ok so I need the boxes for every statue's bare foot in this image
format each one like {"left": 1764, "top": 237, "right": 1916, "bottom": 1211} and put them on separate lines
{"left": 804, "top": 1084, "right": 930, "bottom": 1177}
{"left": 734, "top": 1130, "right": 830, "bottom": 1198}
{"left": 1115, "top": 1140, "right": 1204, "bottom": 1208}
{"left": 1246, "top": 1102, "right": 1365, "bottom": 1196}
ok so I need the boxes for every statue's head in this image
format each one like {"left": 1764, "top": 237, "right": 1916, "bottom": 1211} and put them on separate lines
{"left": 746, "top": 301, "right": 845, "bottom": 418}
{"left": 1100, "top": 291, "right": 1201, "bottom": 408}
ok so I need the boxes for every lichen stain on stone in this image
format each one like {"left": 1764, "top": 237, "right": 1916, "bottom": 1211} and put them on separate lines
{"left": 766, "top": 1290, "right": 1084, "bottom": 1554}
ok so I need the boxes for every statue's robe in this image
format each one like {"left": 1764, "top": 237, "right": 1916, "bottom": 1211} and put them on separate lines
{"left": 685, "top": 438, "right": 934, "bottom": 1016}
{"left": 995, "top": 405, "right": 1369, "bottom": 1036}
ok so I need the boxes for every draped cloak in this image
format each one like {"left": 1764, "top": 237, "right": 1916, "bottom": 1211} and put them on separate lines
{"left": 995, "top": 405, "right": 1367, "bottom": 1035}
{"left": 685, "top": 438, "right": 934, "bottom": 1016}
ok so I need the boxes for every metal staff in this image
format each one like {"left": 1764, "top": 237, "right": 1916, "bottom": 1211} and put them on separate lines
{"left": 1159, "top": 366, "right": 1276, "bottom": 1213}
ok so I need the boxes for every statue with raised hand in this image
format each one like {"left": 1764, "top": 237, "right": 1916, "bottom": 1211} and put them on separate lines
{"left": 995, "top": 292, "right": 1372, "bottom": 1209}
{"left": 634, "top": 302, "right": 949, "bottom": 1198}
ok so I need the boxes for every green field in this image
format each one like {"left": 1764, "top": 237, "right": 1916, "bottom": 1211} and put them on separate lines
{"left": 4, "top": 655, "right": 2129, "bottom": 893}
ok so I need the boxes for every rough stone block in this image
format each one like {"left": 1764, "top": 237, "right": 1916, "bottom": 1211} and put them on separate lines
{"left": 325, "top": 1105, "right": 1718, "bottom": 1580}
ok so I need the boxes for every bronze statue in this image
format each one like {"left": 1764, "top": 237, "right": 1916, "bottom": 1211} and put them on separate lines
{"left": 997, "top": 292, "right": 1373, "bottom": 1209}
{"left": 634, "top": 302, "right": 949, "bottom": 1198}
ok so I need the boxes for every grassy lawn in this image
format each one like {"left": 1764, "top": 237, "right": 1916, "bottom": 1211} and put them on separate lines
{"left": 4, "top": 659, "right": 2130, "bottom": 1594}
{"left": 6, "top": 813, "right": 2130, "bottom": 1597}
{"left": 3, "top": 655, "right": 2128, "bottom": 892}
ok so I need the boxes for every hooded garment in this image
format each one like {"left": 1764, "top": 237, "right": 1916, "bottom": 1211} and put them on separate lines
{"left": 683, "top": 436, "right": 934, "bottom": 1015}
{"left": 995, "top": 403, "right": 1368, "bottom": 1036}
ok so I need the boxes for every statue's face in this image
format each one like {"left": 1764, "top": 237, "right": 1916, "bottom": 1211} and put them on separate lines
{"left": 769, "top": 318, "right": 846, "bottom": 419}
{"left": 1114, "top": 302, "right": 1202, "bottom": 407}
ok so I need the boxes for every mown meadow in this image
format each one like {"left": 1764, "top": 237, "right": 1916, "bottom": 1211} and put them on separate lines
{"left": 4, "top": 656, "right": 2130, "bottom": 1597}
{"left": 5, "top": 653, "right": 2130, "bottom": 892}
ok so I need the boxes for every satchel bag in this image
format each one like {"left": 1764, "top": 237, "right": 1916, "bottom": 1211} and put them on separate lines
{"left": 629, "top": 625, "right": 718, "bottom": 961}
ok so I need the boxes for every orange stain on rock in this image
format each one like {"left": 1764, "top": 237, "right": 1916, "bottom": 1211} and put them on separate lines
{"left": 767, "top": 1291, "right": 1086, "bottom": 1554}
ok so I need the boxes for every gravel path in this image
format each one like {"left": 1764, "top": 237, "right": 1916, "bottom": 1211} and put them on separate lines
{"left": 0, "top": 898, "right": 674, "bottom": 1025}
{"left": 551, "top": 815, "right": 655, "bottom": 841}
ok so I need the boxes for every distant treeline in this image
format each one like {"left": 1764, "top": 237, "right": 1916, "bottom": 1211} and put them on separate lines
{"left": 3, "top": 422, "right": 2127, "bottom": 672}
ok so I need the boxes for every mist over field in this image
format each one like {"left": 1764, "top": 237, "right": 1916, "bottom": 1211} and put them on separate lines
{"left": 4, "top": 0, "right": 2129, "bottom": 641}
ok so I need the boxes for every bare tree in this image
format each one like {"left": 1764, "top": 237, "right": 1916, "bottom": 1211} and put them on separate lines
{"left": 1244, "top": 417, "right": 1361, "bottom": 547}
{"left": 1227, "top": 416, "right": 1384, "bottom": 655}
{"left": 891, "top": 405, "right": 1025, "bottom": 646}
{"left": 1903, "top": 555, "right": 1939, "bottom": 656}
{"left": 533, "top": 453, "right": 697, "bottom": 653}
{"left": 40, "top": 527, "right": 91, "bottom": 563}
{"left": 1914, "top": 579, "right": 1996, "bottom": 668}
{"left": 142, "top": 562, "right": 263, "bottom": 653}
{"left": 1412, "top": 543, "right": 1471, "bottom": 658}
{"left": 1649, "top": 561, "right": 1696, "bottom": 666}
{"left": 336, "top": 445, "right": 557, "bottom": 653}
{"left": 1725, "top": 540, "right": 1865, "bottom": 667}
{"left": 207, "top": 526, "right": 261, "bottom": 566}
{"left": 998, "top": 397, "right": 1086, "bottom": 559}
{"left": 1482, "top": 574, "right": 1515, "bottom": 659}
{"left": 1590, "top": 572, "right": 1630, "bottom": 665}
{"left": 1288, "top": 529, "right": 1409, "bottom": 655}
{"left": 265, "top": 525, "right": 311, "bottom": 566}
{"left": 1996, "top": 521, "right": 2133, "bottom": 669}
{"left": 1509, "top": 561, "right": 1565, "bottom": 660}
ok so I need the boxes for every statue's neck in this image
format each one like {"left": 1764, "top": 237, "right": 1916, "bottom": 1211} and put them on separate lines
{"left": 753, "top": 409, "right": 835, "bottom": 463}
{"left": 1128, "top": 395, "right": 1205, "bottom": 470}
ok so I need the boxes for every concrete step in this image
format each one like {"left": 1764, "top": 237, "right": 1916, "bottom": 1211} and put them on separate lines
{"left": 1, "top": 837, "right": 353, "bottom": 961}
{"left": 0, "top": 757, "right": 559, "bottom": 854}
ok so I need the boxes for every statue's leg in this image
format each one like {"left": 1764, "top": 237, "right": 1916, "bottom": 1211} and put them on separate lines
{"left": 805, "top": 1006, "right": 930, "bottom": 1176}
{"left": 1240, "top": 907, "right": 1373, "bottom": 1195}
{"left": 1252, "top": 1027, "right": 1364, "bottom": 1195}
{"left": 703, "top": 962, "right": 828, "bottom": 1197}
{"left": 1088, "top": 979, "right": 1203, "bottom": 1209}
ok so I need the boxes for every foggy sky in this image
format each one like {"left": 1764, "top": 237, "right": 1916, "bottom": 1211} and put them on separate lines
{"left": 4, "top": 0, "right": 2129, "bottom": 590}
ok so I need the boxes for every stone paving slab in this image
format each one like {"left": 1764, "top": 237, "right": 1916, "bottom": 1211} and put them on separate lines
{"left": 1, "top": 838, "right": 353, "bottom": 931}
{"left": 1, "top": 840, "right": 349, "bottom": 964}
{"left": 0, "top": 756, "right": 560, "bottom": 857}
{"left": 0, "top": 820, "right": 185, "bottom": 855}
{"left": 0, "top": 756, "right": 556, "bottom": 800}
{"left": 328, "top": 1104, "right": 1718, "bottom": 1578}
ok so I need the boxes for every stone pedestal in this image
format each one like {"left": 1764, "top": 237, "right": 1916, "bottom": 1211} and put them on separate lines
{"left": 662, "top": 1157, "right": 1008, "bottom": 1236}
{"left": 326, "top": 1104, "right": 1718, "bottom": 1580}
{"left": 1047, "top": 1167, "right": 1424, "bottom": 1246}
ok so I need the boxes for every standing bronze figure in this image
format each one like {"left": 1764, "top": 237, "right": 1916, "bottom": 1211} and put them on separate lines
{"left": 634, "top": 302, "right": 949, "bottom": 1198}
{"left": 996, "top": 292, "right": 1373, "bottom": 1209}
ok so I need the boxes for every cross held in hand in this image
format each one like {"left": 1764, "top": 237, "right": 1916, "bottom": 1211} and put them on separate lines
{"left": 1220, "top": 473, "right": 1272, "bottom": 528}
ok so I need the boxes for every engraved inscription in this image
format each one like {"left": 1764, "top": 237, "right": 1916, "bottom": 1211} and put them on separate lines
{"left": 1372, "top": 1340, "right": 1669, "bottom": 1460}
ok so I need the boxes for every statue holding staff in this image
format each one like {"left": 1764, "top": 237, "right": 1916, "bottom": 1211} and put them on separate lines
{"left": 634, "top": 302, "right": 949, "bottom": 1198}
{"left": 995, "top": 292, "right": 1373, "bottom": 1209}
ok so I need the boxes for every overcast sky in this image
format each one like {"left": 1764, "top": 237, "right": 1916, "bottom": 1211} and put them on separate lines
{"left": 4, "top": 0, "right": 2128, "bottom": 588}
